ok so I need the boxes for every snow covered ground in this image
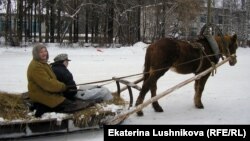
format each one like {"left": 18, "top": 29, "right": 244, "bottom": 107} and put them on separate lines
{"left": 0, "top": 42, "right": 249, "bottom": 140}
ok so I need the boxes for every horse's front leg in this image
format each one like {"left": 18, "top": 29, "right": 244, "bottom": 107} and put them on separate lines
{"left": 194, "top": 73, "right": 210, "bottom": 108}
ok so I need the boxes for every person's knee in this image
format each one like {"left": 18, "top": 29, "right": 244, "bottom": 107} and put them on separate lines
{"left": 100, "top": 87, "right": 113, "bottom": 100}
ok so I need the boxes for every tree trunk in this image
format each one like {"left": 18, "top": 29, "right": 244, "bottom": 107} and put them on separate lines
{"left": 24, "top": 0, "right": 27, "bottom": 42}
{"left": 45, "top": 2, "right": 49, "bottom": 43}
{"left": 69, "top": 21, "right": 73, "bottom": 43}
{"left": 29, "top": 2, "right": 33, "bottom": 41}
{"left": 85, "top": 7, "right": 89, "bottom": 43}
{"left": 5, "top": 0, "right": 11, "bottom": 45}
{"left": 34, "top": 0, "right": 37, "bottom": 42}
{"left": 73, "top": 0, "right": 78, "bottom": 43}
{"left": 17, "top": 0, "right": 23, "bottom": 42}
{"left": 50, "top": 0, "right": 56, "bottom": 43}
{"left": 57, "top": 7, "right": 61, "bottom": 43}
{"left": 38, "top": 0, "right": 42, "bottom": 42}
{"left": 137, "top": 0, "right": 141, "bottom": 41}
{"left": 108, "top": 1, "right": 114, "bottom": 44}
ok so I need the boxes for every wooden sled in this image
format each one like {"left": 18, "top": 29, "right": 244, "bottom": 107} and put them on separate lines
{"left": 0, "top": 76, "right": 145, "bottom": 139}
{"left": 0, "top": 76, "right": 144, "bottom": 139}
{"left": 0, "top": 91, "right": 128, "bottom": 139}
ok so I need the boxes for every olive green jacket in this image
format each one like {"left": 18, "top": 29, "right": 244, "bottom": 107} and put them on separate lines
{"left": 27, "top": 59, "right": 66, "bottom": 108}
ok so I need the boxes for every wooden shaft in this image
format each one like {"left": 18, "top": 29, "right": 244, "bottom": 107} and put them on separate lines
{"left": 105, "top": 55, "right": 235, "bottom": 125}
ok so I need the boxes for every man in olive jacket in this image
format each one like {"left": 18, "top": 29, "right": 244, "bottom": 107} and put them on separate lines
{"left": 27, "top": 44, "right": 67, "bottom": 110}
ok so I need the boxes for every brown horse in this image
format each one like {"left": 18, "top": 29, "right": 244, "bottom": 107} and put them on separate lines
{"left": 135, "top": 34, "right": 238, "bottom": 116}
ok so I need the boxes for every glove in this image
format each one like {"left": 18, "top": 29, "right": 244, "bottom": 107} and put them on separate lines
{"left": 66, "top": 85, "right": 76, "bottom": 89}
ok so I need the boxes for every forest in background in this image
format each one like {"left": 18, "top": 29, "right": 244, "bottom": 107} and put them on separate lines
{"left": 0, "top": 0, "right": 249, "bottom": 47}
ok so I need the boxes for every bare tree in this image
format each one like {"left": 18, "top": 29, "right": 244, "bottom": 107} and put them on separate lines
{"left": 5, "top": 0, "right": 11, "bottom": 45}
{"left": 247, "top": 0, "right": 250, "bottom": 46}
{"left": 17, "top": 0, "right": 23, "bottom": 42}
{"left": 140, "top": 0, "right": 203, "bottom": 42}
{"left": 50, "top": 0, "right": 56, "bottom": 42}
{"left": 44, "top": 1, "right": 49, "bottom": 42}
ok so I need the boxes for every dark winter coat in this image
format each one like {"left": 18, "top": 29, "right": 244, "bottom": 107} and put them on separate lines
{"left": 51, "top": 62, "right": 77, "bottom": 100}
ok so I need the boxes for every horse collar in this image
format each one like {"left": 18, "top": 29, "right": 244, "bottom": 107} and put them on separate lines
{"left": 204, "top": 34, "right": 220, "bottom": 62}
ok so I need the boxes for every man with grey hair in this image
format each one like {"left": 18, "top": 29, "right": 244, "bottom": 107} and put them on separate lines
{"left": 51, "top": 53, "right": 113, "bottom": 102}
{"left": 51, "top": 53, "right": 77, "bottom": 100}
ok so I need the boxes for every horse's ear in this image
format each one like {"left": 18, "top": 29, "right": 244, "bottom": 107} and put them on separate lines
{"left": 232, "top": 34, "right": 237, "bottom": 42}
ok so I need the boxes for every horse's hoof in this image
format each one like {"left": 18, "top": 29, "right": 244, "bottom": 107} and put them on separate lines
{"left": 195, "top": 104, "right": 204, "bottom": 109}
{"left": 153, "top": 102, "right": 164, "bottom": 112}
{"left": 137, "top": 111, "right": 144, "bottom": 116}
{"left": 194, "top": 99, "right": 204, "bottom": 109}
{"left": 154, "top": 107, "right": 164, "bottom": 112}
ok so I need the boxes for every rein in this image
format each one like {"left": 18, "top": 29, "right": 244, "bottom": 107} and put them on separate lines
{"left": 75, "top": 53, "right": 223, "bottom": 87}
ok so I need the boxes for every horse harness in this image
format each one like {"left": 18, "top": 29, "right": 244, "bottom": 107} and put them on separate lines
{"left": 189, "top": 36, "right": 220, "bottom": 75}
{"left": 189, "top": 42, "right": 205, "bottom": 73}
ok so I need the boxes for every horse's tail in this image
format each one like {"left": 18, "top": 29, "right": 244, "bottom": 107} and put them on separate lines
{"left": 143, "top": 46, "right": 151, "bottom": 81}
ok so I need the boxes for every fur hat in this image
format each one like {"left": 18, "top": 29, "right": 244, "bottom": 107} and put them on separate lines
{"left": 54, "top": 53, "right": 71, "bottom": 62}
{"left": 32, "top": 44, "right": 49, "bottom": 61}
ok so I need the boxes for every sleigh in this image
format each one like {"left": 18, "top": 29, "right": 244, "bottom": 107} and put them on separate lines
{"left": 0, "top": 90, "right": 128, "bottom": 139}
{"left": 0, "top": 71, "right": 145, "bottom": 139}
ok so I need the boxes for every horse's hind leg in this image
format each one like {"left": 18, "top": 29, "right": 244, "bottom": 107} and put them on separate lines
{"left": 135, "top": 77, "right": 152, "bottom": 116}
{"left": 194, "top": 73, "right": 210, "bottom": 108}
{"left": 150, "top": 82, "right": 163, "bottom": 112}
{"left": 135, "top": 70, "right": 166, "bottom": 116}
{"left": 150, "top": 72, "right": 166, "bottom": 112}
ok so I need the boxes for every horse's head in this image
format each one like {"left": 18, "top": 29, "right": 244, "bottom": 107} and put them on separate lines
{"left": 215, "top": 34, "right": 238, "bottom": 66}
